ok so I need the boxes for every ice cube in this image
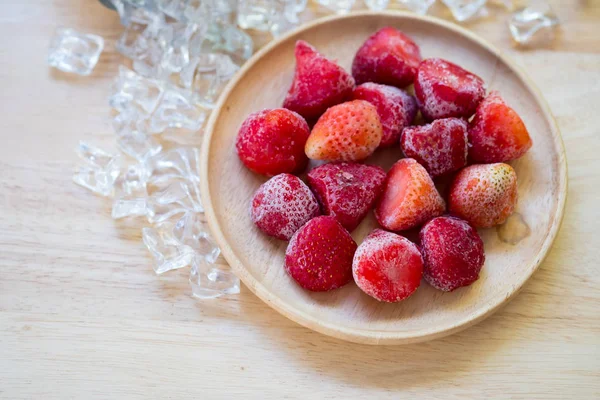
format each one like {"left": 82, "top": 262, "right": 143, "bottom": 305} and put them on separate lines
{"left": 109, "top": 66, "right": 164, "bottom": 113}
{"left": 143, "top": 224, "right": 195, "bottom": 274}
{"left": 237, "top": 0, "right": 275, "bottom": 31}
{"left": 189, "top": 255, "right": 240, "bottom": 298}
{"left": 441, "top": 0, "right": 487, "bottom": 21}
{"left": 314, "top": 0, "right": 355, "bottom": 14}
{"left": 48, "top": 28, "right": 104, "bottom": 76}
{"left": 73, "top": 142, "right": 120, "bottom": 196}
{"left": 116, "top": 130, "right": 162, "bottom": 161}
{"left": 149, "top": 88, "right": 207, "bottom": 133}
{"left": 173, "top": 212, "right": 220, "bottom": 262}
{"left": 364, "top": 0, "right": 389, "bottom": 11}
{"left": 397, "top": 0, "right": 436, "bottom": 14}
{"left": 509, "top": 1, "right": 559, "bottom": 45}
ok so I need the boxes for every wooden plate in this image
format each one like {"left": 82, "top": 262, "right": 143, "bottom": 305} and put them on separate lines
{"left": 200, "top": 11, "right": 567, "bottom": 345}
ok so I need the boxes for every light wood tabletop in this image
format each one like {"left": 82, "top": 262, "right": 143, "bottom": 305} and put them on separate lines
{"left": 1, "top": 1, "right": 599, "bottom": 398}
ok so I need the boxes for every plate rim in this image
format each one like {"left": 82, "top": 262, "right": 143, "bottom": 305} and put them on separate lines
{"left": 200, "top": 10, "right": 568, "bottom": 345}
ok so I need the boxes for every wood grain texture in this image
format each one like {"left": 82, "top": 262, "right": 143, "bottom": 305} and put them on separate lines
{"left": 201, "top": 12, "right": 567, "bottom": 344}
{"left": 0, "top": 0, "right": 598, "bottom": 398}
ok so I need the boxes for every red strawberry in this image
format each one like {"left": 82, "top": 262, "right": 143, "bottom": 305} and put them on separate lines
{"left": 353, "top": 83, "right": 418, "bottom": 147}
{"left": 400, "top": 118, "right": 468, "bottom": 178}
{"left": 285, "top": 216, "right": 357, "bottom": 291}
{"left": 420, "top": 216, "right": 485, "bottom": 292}
{"left": 468, "top": 91, "right": 533, "bottom": 163}
{"left": 283, "top": 40, "right": 355, "bottom": 122}
{"left": 307, "top": 163, "right": 386, "bottom": 232}
{"left": 352, "top": 27, "right": 422, "bottom": 88}
{"left": 251, "top": 173, "right": 320, "bottom": 240}
{"left": 236, "top": 108, "right": 310, "bottom": 176}
{"left": 449, "top": 163, "right": 517, "bottom": 228}
{"left": 353, "top": 229, "right": 423, "bottom": 302}
{"left": 415, "top": 58, "right": 486, "bottom": 121}
{"left": 305, "top": 100, "right": 383, "bottom": 162}
{"left": 375, "top": 158, "right": 445, "bottom": 231}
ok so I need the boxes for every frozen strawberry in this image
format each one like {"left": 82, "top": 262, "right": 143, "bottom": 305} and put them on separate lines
{"left": 307, "top": 163, "right": 386, "bottom": 232}
{"left": 251, "top": 174, "right": 320, "bottom": 240}
{"left": 449, "top": 163, "right": 517, "bottom": 228}
{"left": 305, "top": 100, "right": 383, "bottom": 162}
{"left": 468, "top": 91, "right": 533, "bottom": 163}
{"left": 236, "top": 108, "right": 310, "bottom": 176}
{"left": 352, "top": 27, "right": 422, "bottom": 88}
{"left": 420, "top": 216, "right": 485, "bottom": 292}
{"left": 400, "top": 118, "right": 468, "bottom": 178}
{"left": 375, "top": 158, "right": 445, "bottom": 231}
{"left": 283, "top": 40, "right": 355, "bottom": 122}
{"left": 415, "top": 58, "right": 486, "bottom": 121}
{"left": 353, "top": 229, "right": 423, "bottom": 302}
{"left": 353, "top": 83, "right": 418, "bottom": 147}
{"left": 285, "top": 216, "right": 357, "bottom": 291}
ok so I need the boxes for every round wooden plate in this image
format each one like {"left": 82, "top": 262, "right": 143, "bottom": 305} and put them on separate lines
{"left": 200, "top": 11, "right": 567, "bottom": 345}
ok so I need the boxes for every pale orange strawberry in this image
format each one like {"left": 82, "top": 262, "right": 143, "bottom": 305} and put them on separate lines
{"left": 449, "top": 163, "right": 517, "bottom": 228}
{"left": 305, "top": 100, "right": 383, "bottom": 162}
{"left": 375, "top": 158, "right": 445, "bottom": 231}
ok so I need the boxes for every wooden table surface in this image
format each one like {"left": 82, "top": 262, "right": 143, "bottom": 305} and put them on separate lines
{"left": 1, "top": 1, "right": 599, "bottom": 398}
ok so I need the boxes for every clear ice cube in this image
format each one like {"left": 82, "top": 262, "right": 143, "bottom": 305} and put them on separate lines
{"left": 173, "top": 212, "right": 220, "bottom": 262}
{"left": 143, "top": 224, "right": 195, "bottom": 274}
{"left": 116, "top": 23, "right": 151, "bottom": 60}
{"left": 314, "top": 0, "right": 355, "bottom": 14}
{"left": 109, "top": 66, "right": 164, "bottom": 113}
{"left": 48, "top": 28, "right": 104, "bottom": 76}
{"left": 112, "top": 195, "right": 147, "bottom": 219}
{"left": 73, "top": 142, "right": 120, "bottom": 196}
{"left": 180, "top": 53, "right": 239, "bottom": 108}
{"left": 113, "top": 1, "right": 163, "bottom": 30}
{"left": 364, "top": 0, "right": 389, "bottom": 11}
{"left": 159, "top": 22, "right": 197, "bottom": 74}
{"left": 112, "top": 106, "right": 150, "bottom": 136}
{"left": 156, "top": 0, "right": 188, "bottom": 20}
{"left": 237, "top": 0, "right": 275, "bottom": 31}
{"left": 149, "top": 88, "right": 207, "bottom": 133}
{"left": 397, "top": 0, "right": 436, "bottom": 14}
{"left": 148, "top": 147, "right": 201, "bottom": 184}
{"left": 116, "top": 130, "right": 163, "bottom": 161}
{"left": 113, "top": 167, "right": 149, "bottom": 218}
{"left": 270, "top": 0, "right": 307, "bottom": 36}
{"left": 189, "top": 255, "right": 240, "bottom": 299}
{"left": 146, "top": 180, "right": 202, "bottom": 223}
{"left": 185, "top": 0, "right": 235, "bottom": 24}
{"left": 206, "top": 23, "right": 253, "bottom": 62}
{"left": 132, "top": 37, "right": 167, "bottom": 79}
{"left": 441, "top": 0, "right": 487, "bottom": 21}
{"left": 509, "top": 1, "right": 559, "bottom": 45}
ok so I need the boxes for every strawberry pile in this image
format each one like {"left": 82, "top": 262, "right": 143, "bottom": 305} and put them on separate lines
{"left": 236, "top": 28, "right": 533, "bottom": 301}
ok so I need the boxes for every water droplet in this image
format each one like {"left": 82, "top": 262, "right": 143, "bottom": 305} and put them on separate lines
{"left": 497, "top": 212, "right": 530, "bottom": 245}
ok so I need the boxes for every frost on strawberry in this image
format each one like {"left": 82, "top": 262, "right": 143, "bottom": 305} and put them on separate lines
{"left": 236, "top": 108, "right": 311, "bottom": 176}
{"left": 400, "top": 118, "right": 468, "bottom": 178}
{"left": 353, "top": 83, "right": 417, "bottom": 147}
{"left": 353, "top": 229, "right": 423, "bottom": 302}
{"left": 352, "top": 27, "right": 422, "bottom": 88}
{"left": 415, "top": 58, "right": 486, "bottom": 121}
{"left": 283, "top": 40, "right": 355, "bottom": 122}
{"left": 307, "top": 162, "right": 386, "bottom": 232}
{"left": 285, "top": 216, "right": 357, "bottom": 292}
{"left": 251, "top": 174, "right": 320, "bottom": 240}
{"left": 420, "top": 216, "right": 485, "bottom": 292}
